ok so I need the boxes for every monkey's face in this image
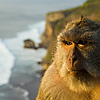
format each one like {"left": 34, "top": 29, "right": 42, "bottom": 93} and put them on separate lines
{"left": 57, "top": 21, "right": 100, "bottom": 84}
{"left": 56, "top": 18, "right": 100, "bottom": 92}
{"left": 62, "top": 39, "right": 89, "bottom": 78}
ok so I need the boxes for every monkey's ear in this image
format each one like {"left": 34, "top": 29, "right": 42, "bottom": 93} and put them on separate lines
{"left": 76, "top": 15, "right": 84, "bottom": 26}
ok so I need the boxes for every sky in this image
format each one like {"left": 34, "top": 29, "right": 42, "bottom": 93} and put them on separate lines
{"left": 0, "top": 0, "right": 86, "bottom": 38}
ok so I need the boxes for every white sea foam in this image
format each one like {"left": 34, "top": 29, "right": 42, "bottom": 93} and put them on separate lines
{"left": 0, "top": 39, "right": 15, "bottom": 85}
{"left": 17, "top": 21, "right": 45, "bottom": 46}
{"left": 0, "top": 21, "right": 46, "bottom": 86}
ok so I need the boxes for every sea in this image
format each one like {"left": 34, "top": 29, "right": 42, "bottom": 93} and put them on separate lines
{"left": 0, "top": 0, "right": 86, "bottom": 100}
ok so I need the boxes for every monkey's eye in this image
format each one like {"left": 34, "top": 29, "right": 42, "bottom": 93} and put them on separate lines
{"left": 62, "top": 40, "right": 72, "bottom": 45}
{"left": 78, "top": 40, "right": 88, "bottom": 48}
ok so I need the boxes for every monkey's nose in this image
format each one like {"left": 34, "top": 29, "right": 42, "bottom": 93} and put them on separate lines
{"left": 69, "top": 56, "right": 77, "bottom": 65}
{"left": 67, "top": 55, "right": 79, "bottom": 71}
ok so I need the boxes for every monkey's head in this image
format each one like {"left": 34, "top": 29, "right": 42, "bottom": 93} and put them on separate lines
{"left": 55, "top": 17, "right": 100, "bottom": 92}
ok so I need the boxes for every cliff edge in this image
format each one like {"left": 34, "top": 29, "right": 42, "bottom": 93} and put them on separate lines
{"left": 41, "top": 0, "right": 100, "bottom": 69}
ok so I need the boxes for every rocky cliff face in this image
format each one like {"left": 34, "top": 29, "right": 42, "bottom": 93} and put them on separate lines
{"left": 41, "top": 11, "right": 73, "bottom": 69}
{"left": 41, "top": 0, "right": 100, "bottom": 69}
{"left": 41, "top": 11, "right": 67, "bottom": 48}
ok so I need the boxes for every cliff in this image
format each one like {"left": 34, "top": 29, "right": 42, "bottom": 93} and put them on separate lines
{"left": 41, "top": 0, "right": 100, "bottom": 69}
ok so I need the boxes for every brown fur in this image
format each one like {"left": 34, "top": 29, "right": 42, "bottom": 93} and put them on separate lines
{"left": 36, "top": 17, "right": 100, "bottom": 100}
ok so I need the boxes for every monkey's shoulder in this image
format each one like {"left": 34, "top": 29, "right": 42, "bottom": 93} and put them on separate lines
{"left": 38, "top": 65, "right": 100, "bottom": 100}
{"left": 39, "top": 65, "right": 76, "bottom": 100}
{"left": 42, "top": 64, "right": 65, "bottom": 87}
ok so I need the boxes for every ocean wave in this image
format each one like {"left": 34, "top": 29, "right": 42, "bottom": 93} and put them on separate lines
{"left": 17, "top": 21, "right": 45, "bottom": 46}
{"left": 0, "top": 39, "right": 15, "bottom": 85}
{"left": 0, "top": 21, "right": 46, "bottom": 86}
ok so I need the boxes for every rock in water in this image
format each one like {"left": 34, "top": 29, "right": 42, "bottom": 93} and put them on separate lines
{"left": 24, "top": 39, "right": 37, "bottom": 49}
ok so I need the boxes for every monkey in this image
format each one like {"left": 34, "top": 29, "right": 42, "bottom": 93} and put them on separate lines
{"left": 36, "top": 17, "right": 100, "bottom": 100}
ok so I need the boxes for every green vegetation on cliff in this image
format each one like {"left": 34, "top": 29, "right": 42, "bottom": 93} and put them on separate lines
{"left": 41, "top": 0, "right": 100, "bottom": 69}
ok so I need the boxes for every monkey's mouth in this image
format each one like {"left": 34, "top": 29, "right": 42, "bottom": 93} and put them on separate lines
{"left": 67, "top": 61, "right": 90, "bottom": 77}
